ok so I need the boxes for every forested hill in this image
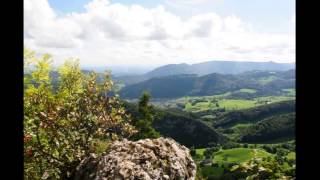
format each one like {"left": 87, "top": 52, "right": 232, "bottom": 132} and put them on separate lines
{"left": 153, "top": 110, "right": 227, "bottom": 148}
{"left": 240, "top": 112, "right": 295, "bottom": 143}
{"left": 207, "top": 100, "right": 295, "bottom": 143}
{"left": 123, "top": 101, "right": 227, "bottom": 148}
{"left": 114, "top": 61, "right": 294, "bottom": 86}
{"left": 212, "top": 100, "right": 295, "bottom": 129}
{"left": 146, "top": 61, "right": 294, "bottom": 78}
{"left": 119, "top": 70, "right": 295, "bottom": 99}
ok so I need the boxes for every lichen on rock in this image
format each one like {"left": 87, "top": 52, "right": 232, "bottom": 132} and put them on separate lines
{"left": 74, "top": 137, "right": 196, "bottom": 180}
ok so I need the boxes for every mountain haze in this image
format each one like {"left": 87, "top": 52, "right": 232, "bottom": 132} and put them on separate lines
{"left": 114, "top": 61, "right": 295, "bottom": 86}
{"left": 146, "top": 61, "right": 295, "bottom": 78}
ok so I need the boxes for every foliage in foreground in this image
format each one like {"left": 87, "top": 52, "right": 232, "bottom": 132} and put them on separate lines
{"left": 24, "top": 48, "right": 137, "bottom": 179}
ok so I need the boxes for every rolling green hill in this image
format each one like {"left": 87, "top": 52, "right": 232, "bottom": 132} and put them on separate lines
{"left": 123, "top": 102, "right": 227, "bottom": 148}
{"left": 119, "top": 70, "right": 295, "bottom": 99}
{"left": 153, "top": 110, "right": 227, "bottom": 148}
{"left": 211, "top": 100, "right": 295, "bottom": 129}
{"left": 120, "top": 74, "right": 198, "bottom": 98}
{"left": 240, "top": 112, "right": 295, "bottom": 143}
{"left": 113, "top": 61, "right": 294, "bottom": 86}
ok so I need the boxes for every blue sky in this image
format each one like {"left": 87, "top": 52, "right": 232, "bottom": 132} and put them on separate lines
{"left": 25, "top": 0, "right": 295, "bottom": 66}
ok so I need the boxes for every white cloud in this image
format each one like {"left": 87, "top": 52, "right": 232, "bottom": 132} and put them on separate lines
{"left": 24, "top": 0, "right": 295, "bottom": 67}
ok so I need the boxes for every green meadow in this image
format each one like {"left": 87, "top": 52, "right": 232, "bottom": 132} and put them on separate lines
{"left": 213, "top": 148, "right": 272, "bottom": 164}
{"left": 258, "top": 75, "right": 278, "bottom": 85}
{"left": 236, "top": 88, "right": 257, "bottom": 93}
{"left": 196, "top": 147, "right": 273, "bottom": 164}
{"left": 182, "top": 95, "right": 294, "bottom": 112}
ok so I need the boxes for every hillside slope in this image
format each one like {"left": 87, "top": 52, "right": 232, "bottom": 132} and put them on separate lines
{"left": 120, "top": 70, "right": 295, "bottom": 99}
{"left": 240, "top": 112, "right": 295, "bottom": 143}
{"left": 153, "top": 110, "right": 227, "bottom": 148}
{"left": 211, "top": 100, "right": 295, "bottom": 129}
{"left": 123, "top": 102, "right": 227, "bottom": 148}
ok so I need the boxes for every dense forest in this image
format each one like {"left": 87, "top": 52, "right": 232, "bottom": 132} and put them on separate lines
{"left": 240, "top": 112, "right": 295, "bottom": 143}
{"left": 125, "top": 101, "right": 227, "bottom": 148}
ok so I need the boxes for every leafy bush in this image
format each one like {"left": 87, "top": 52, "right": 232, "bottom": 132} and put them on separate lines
{"left": 24, "top": 48, "right": 137, "bottom": 179}
{"left": 204, "top": 148, "right": 215, "bottom": 159}
{"left": 261, "top": 145, "right": 277, "bottom": 154}
{"left": 221, "top": 141, "right": 241, "bottom": 149}
{"left": 230, "top": 157, "right": 293, "bottom": 179}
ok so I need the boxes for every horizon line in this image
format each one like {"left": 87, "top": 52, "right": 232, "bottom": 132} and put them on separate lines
{"left": 79, "top": 59, "right": 295, "bottom": 68}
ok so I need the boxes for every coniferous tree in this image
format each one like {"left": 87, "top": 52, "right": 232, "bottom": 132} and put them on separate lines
{"left": 131, "top": 91, "right": 160, "bottom": 140}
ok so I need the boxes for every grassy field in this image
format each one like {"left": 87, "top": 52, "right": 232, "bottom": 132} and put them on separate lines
{"left": 213, "top": 148, "right": 272, "bottom": 164}
{"left": 196, "top": 147, "right": 273, "bottom": 164}
{"left": 195, "top": 146, "right": 294, "bottom": 178}
{"left": 231, "top": 123, "right": 253, "bottom": 129}
{"left": 282, "top": 88, "right": 296, "bottom": 96}
{"left": 185, "top": 101, "right": 214, "bottom": 112}
{"left": 218, "top": 99, "right": 256, "bottom": 110}
{"left": 182, "top": 96, "right": 294, "bottom": 112}
{"left": 246, "top": 140, "right": 295, "bottom": 149}
{"left": 225, "top": 123, "right": 253, "bottom": 140}
{"left": 286, "top": 152, "right": 296, "bottom": 160}
{"left": 196, "top": 148, "right": 206, "bottom": 156}
{"left": 253, "top": 96, "right": 294, "bottom": 103}
{"left": 236, "top": 88, "right": 257, "bottom": 93}
{"left": 151, "top": 88, "right": 295, "bottom": 114}
{"left": 258, "top": 76, "right": 278, "bottom": 85}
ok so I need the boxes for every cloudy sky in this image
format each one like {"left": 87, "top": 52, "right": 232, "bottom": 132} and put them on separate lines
{"left": 24, "top": 0, "right": 295, "bottom": 67}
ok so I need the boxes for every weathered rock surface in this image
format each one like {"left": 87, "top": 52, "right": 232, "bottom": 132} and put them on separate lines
{"left": 74, "top": 137, "right": 196, "bottom": 180}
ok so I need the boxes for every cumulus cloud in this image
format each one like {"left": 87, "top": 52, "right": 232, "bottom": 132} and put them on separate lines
{"left": 24, "top": 0, "right": 295, "bottom": 66}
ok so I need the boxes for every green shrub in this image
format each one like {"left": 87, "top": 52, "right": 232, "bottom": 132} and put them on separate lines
{"left": 24, "top": 48, "right": 137, "bottom": 179}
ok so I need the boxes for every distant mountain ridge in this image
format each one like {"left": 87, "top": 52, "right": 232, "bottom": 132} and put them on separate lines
{"left": 119, "top": 70, "right": 295, "bottom": 99}
{"left": 146, "top": 60, "right": 295, "bottom": 78}
{"left": 115, "top": 60, "right": 295, "bottom": 86}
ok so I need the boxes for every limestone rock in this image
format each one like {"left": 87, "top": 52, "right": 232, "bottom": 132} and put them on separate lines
{"left": 74, "top": 137, "right": 196, "bottom": 180}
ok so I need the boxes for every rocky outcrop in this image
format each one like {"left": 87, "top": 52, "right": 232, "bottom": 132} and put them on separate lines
{"left": 74, "top": 137, "right": 196, "bottom": 180}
